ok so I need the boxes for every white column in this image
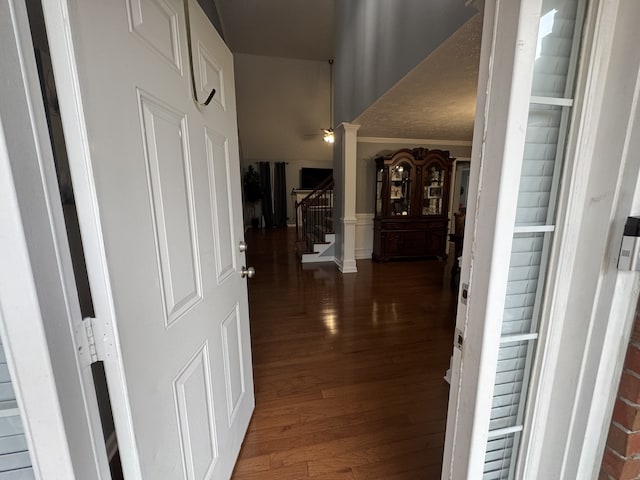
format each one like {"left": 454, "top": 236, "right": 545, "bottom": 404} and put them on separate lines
{"left": 336, "top": 122, "right": 360, "bottom": 273}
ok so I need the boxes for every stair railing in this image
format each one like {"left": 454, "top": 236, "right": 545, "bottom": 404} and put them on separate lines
{"left": 295, "top": 176, "right": 334, "bottom": 253}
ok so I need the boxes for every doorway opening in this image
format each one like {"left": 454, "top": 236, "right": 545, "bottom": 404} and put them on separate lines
{"left": 231, "top": 24, "right": 481, "bottom": 480}
{"left": 24, "top": 1, "right": 123, "bottom": 478}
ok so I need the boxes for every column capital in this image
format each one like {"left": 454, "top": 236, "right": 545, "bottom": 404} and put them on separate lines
{"left": 338, "top": 122, "right": 361, "bottom": 134}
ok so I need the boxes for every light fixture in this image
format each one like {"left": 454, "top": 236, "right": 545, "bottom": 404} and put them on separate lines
{"left": 323, "top": 128, "right": 335, "bottom": 144}
{"left": 323, "top": 59, "right": 334, "bottom": 144}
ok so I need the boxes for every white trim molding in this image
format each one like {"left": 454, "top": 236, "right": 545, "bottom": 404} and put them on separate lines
{"left": 358, "top": 136, "right": 472, "bottom": 147}
{"left": 0, "top": 1, "right": 111, "bottom": 477}
{"left": 355, "top": 213, "right": 375, "bottom": 259}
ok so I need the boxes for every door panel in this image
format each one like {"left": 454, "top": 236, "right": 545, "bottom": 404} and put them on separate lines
{"left": 43, "top": 0, "right": 254, "bottom": 478}
{"left": 126, "top": 0, "right": 182, "bottom": 72}
{"left": 174, "top": 343, "right": 218, "bottom": 480}
{"left": 205, "top": 130, "right": 236, "bottom": 282}
{"left": 138, "top": 91, "right": 203, "bottom": 327}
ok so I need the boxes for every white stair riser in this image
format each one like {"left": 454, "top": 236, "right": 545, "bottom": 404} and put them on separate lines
{"left": 301, "top": 234, "right": 335, "bottom": 263}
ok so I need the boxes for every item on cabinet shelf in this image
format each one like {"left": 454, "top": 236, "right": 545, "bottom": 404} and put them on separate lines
{"left": 427, "top": 186, "right": 443, "bottom": 198}
{"left": 373, "top": 148, "right": 454, "bottom": 261}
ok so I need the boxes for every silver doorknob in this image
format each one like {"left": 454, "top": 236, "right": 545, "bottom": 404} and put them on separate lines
{"left": 240, "top": 266, "right": 255, "bottom": 279}
{"left": 239, "top": 241, "right": 248, "bottom": 252}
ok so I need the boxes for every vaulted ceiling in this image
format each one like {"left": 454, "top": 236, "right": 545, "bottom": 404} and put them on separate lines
{"left": 214, "top": 0, "right": 481, "bottom": 142}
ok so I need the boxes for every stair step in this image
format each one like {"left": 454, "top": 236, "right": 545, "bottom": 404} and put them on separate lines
{"left": 313, "top": 224, "right": 334, "bottom": 235}
{"left": 295, "top": 240, "right": 314, "bottom": 255}
{"left": 305, "top": 232, "right": 327, "bottom": 245}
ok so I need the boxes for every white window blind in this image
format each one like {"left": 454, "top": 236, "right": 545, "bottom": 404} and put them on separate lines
{"left": 482, "top": 0, "right": 587, "bottom": 478}
{"left": 0, "top": 340, "right": 34, "bottom": 480}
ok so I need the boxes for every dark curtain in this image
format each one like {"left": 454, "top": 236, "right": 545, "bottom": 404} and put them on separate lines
{"left": 259, "top": 162, "right": 274, "bottom": 228}
{"left": 273, "top": 162, "right": 287, "bottom": 227}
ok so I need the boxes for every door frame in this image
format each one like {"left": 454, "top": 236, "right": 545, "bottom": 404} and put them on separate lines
{"left": 0, "top": 0, "right": 110, "bottom": 478}
{"left": 443, "top": 0, "right": 640, "bottom": 478}
{"left": 6, "top": 0, "right": 640, "bottom": 478}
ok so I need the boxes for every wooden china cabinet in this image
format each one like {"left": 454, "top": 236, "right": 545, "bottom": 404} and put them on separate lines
{"left": 373, "top": 148, "right": 454, "bottom": 261}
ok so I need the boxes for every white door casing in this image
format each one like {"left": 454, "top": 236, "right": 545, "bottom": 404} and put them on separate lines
{"left": 41, "top": 0, "right": 254, "bottom": 478}
{"left": 0, "top": 0, "right": 110, "bottom": 478}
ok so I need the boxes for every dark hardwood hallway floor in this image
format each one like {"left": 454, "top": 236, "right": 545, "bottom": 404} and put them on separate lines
{"left": 231, "top": 228, "right": 457, "bottom": 480}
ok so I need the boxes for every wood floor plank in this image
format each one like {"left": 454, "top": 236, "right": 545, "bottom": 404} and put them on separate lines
{"left": 230, "top": 228, "right": 456, "bottom": 479}
{"left": 351, "top": 446, "right": 443, "bottom": 480}
{"left": 231, "top": 454, "right": 271, "bottom": 476}
{"left": 306, "top": 432, "right": 444, "bottom": 476}
{"left": 231, "top": 461, "right": 308, "bottom": 480}
{"left": 307, "top": 470, "right": 355, "bottom": 480}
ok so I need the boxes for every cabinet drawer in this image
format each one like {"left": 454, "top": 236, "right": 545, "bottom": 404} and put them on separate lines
{"left": 383, "top": 231, "right": 428, "bottom": 257}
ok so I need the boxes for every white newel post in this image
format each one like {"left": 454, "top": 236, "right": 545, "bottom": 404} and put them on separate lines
{"left": 337, "top": 122, "right": 360, "bottom": 274}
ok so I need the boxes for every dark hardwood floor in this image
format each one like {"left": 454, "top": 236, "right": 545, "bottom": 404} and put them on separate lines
{"left": 231, "top": 228, "right": 457, "bottom": 480}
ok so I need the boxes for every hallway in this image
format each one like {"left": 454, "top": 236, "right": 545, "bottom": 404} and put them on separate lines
{"left": 231, "top": 228, "right": 457, "bottom": 479}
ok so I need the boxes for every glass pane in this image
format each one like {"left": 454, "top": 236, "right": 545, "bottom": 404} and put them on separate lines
{"left": 376, "top": 168, "right": 383, "bottom": 216}
{"left": 503, "top": 233, "right": 546, "bottom": 335}
{"left": 532, "top": 0, "right": 580, "bottom": 98}
{"left": 489, "top": 341, "right": 531, "bottom": 431}
{"left": 390, "top": 163, "right": 411, "bottom": 216}
{"left": 484, "top": 433, "right": 519, "bottom": 480}
{"left": 422, "top": 164, "right": 444, "bottom": 216}
{"left": 516, "top": 105, "right": 564, "bottom": 226}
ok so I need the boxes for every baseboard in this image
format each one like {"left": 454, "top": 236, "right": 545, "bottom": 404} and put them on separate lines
{"left": 355, "top": 248, "right": 372, "bottom": 260}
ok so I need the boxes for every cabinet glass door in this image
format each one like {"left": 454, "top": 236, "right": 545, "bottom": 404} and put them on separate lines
{"left": 422, "top": 163, "right": 444, "bottom": 215}
{"left": 390, "top": 163, "right": 411, "bottom": 216}
{"left": 376, "top": 167, "right": 383, "bottom": 216}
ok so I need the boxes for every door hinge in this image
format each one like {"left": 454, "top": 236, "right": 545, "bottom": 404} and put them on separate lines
{"left": 79, "top": 317, "right": 109, "bottom": 366}
{"left": 84, "top": 317, "right": 99, "bottom": 364}
{"left": 455, "top": 328, "right": 464, "bottom": 350}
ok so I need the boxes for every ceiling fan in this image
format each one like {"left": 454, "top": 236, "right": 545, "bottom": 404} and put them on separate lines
{"left": 303, "top": 59, "right": 334, "bottom": 143}
{"left": 323, "top": 59, "right": 334, "bottom": 143}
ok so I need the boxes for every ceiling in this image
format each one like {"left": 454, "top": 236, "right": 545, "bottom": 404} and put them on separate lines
{"left": 214, "top": 0, "right": 481, "bottom": 142}
{"left": 214, "top": 0, "right": 335, "bottom": 61}
{"left": 355, "top": 14, "right": 482, "bottom": 141}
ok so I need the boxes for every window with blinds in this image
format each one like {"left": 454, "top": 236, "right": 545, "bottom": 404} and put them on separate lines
{"left": 482, "top": 0, "right": 587, "bottom": 478}
{"left": 0, "top": 339, "right": 34, "bottom": 480}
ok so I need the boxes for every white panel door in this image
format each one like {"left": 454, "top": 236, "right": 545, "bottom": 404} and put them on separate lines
{"left": 42, "top": 0, "right": 253, "bottom": 478}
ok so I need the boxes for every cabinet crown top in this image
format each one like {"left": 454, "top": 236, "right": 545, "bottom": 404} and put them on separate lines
{"left": 375, "top": 147, "right": 455, "bottom": 164}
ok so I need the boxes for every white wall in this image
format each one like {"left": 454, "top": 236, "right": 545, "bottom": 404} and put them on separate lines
{"left": 234, "top": 54, "right": 334, "bottom": 224}
{"left": 334, "top": 0, "right": 475, "bottom": 125}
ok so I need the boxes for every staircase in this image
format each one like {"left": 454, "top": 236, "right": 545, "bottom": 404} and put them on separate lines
{"left": 295, "top": 176, "right": 335, "bottom": 263}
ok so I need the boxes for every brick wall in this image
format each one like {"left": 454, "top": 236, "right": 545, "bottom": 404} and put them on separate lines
{"left": 601, "top": 311, "right": 640, "bottom": 480}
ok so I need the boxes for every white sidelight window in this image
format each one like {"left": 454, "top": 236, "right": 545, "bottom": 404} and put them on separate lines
{"left": 483, "top": 0, "right": 587, "bottom": 478}
{"left": 0, "top": 336, "right": 34, "bottom": 479}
